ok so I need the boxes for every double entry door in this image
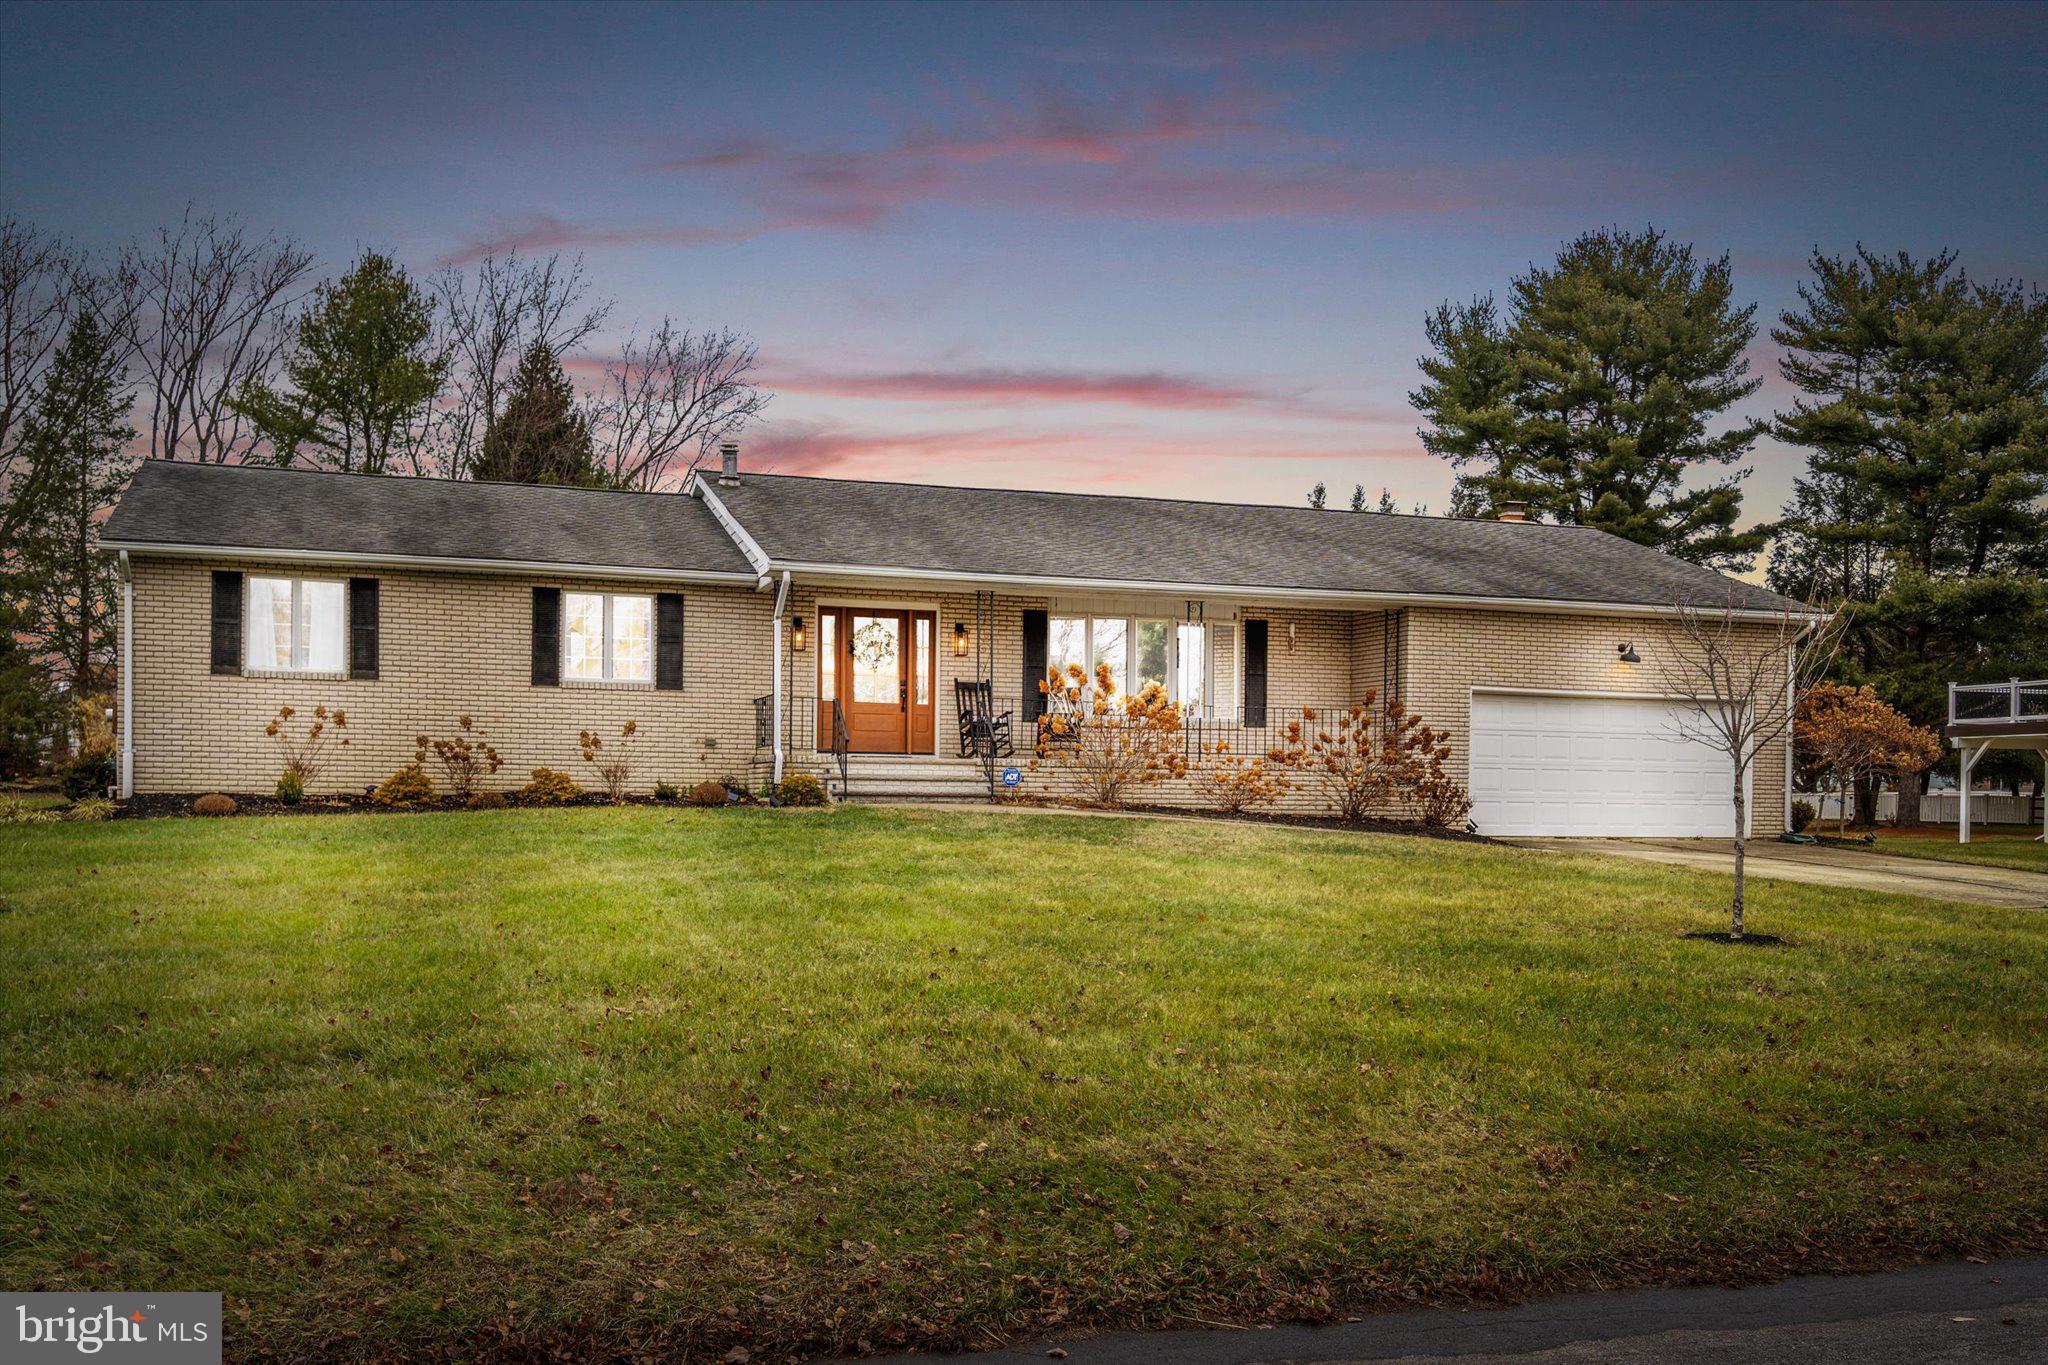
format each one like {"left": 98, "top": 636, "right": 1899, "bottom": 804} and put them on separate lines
{"left": 818, "top": 607, "right": 936, "bottom": 754}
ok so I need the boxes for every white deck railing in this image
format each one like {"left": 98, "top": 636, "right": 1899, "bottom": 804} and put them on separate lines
{"left": 1949, "top": 679, "right": 2048, "bottom": 725}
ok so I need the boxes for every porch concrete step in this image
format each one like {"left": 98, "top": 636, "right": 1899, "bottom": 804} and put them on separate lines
{"left": 831, "top": 756, "right": 997, "bottom": 802}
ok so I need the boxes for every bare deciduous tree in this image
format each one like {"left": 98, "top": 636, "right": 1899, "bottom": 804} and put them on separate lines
{"left": 114, "top": 209, "right": 315, "bottom": 463}
{"left": 427, "top": 252, "right": 609, "bottom": 478}
{"left": 585, "top": 322, "right": 769, "bottom": 490}
{"left": 0, "top": 218, "right": 83, "bottom": 481}
{"left": 1654, "top": 598, "right": 1842, "bottom": 938}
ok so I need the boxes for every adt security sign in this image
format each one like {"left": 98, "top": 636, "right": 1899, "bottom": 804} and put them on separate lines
{"left": 1001, "top": 766, "right": 1022, "bottom": 788}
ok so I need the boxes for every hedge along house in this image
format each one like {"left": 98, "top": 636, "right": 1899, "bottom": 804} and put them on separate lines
{"left": 102, "top": 447, "right": 1815, "bottom": 836}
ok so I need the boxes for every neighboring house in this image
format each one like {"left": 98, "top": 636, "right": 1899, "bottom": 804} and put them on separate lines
{"left": 100, "top": 448, "right": 1812, "bottom": 836}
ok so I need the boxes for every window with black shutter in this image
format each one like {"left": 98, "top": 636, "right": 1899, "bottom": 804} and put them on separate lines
{"left": 531, "top": 587, "right": 561, "bottom": 686}
{"left": 347, "top": 578, "right": 380, "bottom": 680}
{"left": 210, "top": 571, "right": 243, "bottom": 675}
{"left": 1243, "top": 619, "right": 1269, "bottom": 727}
{"left": 1021, "top": 609, "right": 1048, "bottom": 721}
{"left": 655, "top": 593, "right": 684, "bottom": 690}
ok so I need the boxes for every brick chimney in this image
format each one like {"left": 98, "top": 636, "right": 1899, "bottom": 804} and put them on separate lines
{"left": 1496, "top": 499, "right": 1527, "bottom": 522}
{"left": 717, "top": 441, "right": 740, "bottom": 486}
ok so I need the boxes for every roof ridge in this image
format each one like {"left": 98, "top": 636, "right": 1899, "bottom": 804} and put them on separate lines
{"left": 735, "top": 470, "right": 1609, "bottom": 531}
{"left": 137, "top": 459, "right": 690, "bottom": 500}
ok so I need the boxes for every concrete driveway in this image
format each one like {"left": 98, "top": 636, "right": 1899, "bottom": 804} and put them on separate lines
{"left": 1506, "top": 837, "right": 2048, "bottom": 909}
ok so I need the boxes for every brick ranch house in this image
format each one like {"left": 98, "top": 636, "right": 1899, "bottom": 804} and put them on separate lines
{"left": 101, "top": 450, "right": 1814, "bottom": 836}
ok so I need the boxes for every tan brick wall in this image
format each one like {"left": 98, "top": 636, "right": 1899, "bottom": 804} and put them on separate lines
{"left": 128, "top": 556, "right": 771, "bottom": 795}
{"left": 1398, "top": 606, "right": 1790, "bottom": 834}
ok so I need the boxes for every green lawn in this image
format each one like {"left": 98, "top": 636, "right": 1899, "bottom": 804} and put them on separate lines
{"left": 1858, "top": 825, "right": 2048, "bottom": 873}
{"left": 4, "top": 806, "right": 2045, "bottom": 1361}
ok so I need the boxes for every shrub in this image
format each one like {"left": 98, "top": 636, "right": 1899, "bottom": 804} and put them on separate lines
{"left": 466, "top": 790, "right": 509, "bottom": 811}
{"left": 687, "top": 779, "right": 728, "bottom": 807}
{"left": 275, "top": 770, "right": 304, "bottom": 804}
{"left": 1031, "top": 663, "right": 1188, "bottom": 808}
{"left": 265, "top": 704, "right": 349, "bottom": 792}
{"left": 65, "top": 797, "right": 117, "bottom": 822}
{"left": 578, "top": 720, "right": 640, "bottom": 801}
{"left": 775, "top": 772, "right": 828, "bottom": 807}
{"left": 69, "top": 693, "right": 116, "bottom": 762}
{"left": 519, "top": 767, "right": 584, "bottom": 805}
{"left": 1195, "top": 738, "right": 1289, "bottom": 815}
{"left": 193, "top": 793, "right": 237, "bottom": 817}
{"left": 1270, "top": 692, "right": 1432, "bottom": 824}
{"left": 58, "top": 751, "right": 115, "bottom": 799}
{"left": 0, "top": 795, "right": 61, "bottom": 824}
{"left": 416, "top": 716, "right": 502, "bottom": 798}
{"left": 652, "top": 780, "right": 681, "bottom": 801}
{"left": 371, "top": 762, "right": 436, "bottom": 807}
{"left": 1790, "top": 799, "right": 1816, "bottom": 833}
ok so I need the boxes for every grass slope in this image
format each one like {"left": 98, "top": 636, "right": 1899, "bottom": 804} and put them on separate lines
{"left": 3, "top": 805, "right": 2045, "bottom": 1360}
{"left": 1856, "top": 825, "right": 2048, "bottom": 873}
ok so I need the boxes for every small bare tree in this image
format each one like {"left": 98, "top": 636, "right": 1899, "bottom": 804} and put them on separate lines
{"left": 1653, "top": 598, "right": 1842, "bottom": 939}
{"left": 427, "top": 251, "right": 610, "bottom": 477}
{"left": 113, "top": 209, "right": 316, "bottom": 463}
{"left": 585, "top": 321, "right": 769, "bottom": 489}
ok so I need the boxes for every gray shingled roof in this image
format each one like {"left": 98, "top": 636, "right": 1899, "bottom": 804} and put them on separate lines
{"left": 102, "top": 460, "right": 756, "bottom": 578}
{"left": 711, "top": 473, "right": 1805, "bottom": 613}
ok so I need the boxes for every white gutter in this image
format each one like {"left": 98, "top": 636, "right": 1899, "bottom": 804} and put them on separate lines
{"left": 689, "top": 479, "right": 773, "bottom": 581}
{"left": 96, "top": 540, "right": 756, "bottom": 586}
{"left": 118, "top": 551, "right": 133, "bottom": 800}
{"left": 770, "top": 570, "right": 790, "bottom": 786}
{"left": 760, "top": 560, "right": 1822, "bottom": 623}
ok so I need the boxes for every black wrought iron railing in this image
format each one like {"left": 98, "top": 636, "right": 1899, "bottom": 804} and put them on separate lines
{"left": 753, "top": 695, "right": 850, "bottom": 794}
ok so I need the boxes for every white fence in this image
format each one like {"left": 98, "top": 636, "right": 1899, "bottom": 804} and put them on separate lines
{"left": 1809, "top": 791, "right": 2040, "bottom": 825}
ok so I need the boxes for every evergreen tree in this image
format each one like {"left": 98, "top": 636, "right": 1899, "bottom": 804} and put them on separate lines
{"left": 1375, "top": 488, "right": 1398, "bottom": 515}
{"left": 7, "top": 312, "right": 136, "bottom": 695}
{"left": 1771, "top": 247, "right": 2048, "bottom": 823}
{"left": 1347, "top": 483, "right": 1367, "bottom": 512}
{"left": 1305, "top": 481, "right": 1327, "bottom": 510}
{"left": 467, "top": 341, "right": 607, "bottom": 486}
{"left": 0, "top": 595, "right": 55, "bottom": 778}
{"left": 1411, "top": 227, "right": 1768, "bottom": 568}
{"left": 234, "top": 252, "right": 447, "bottom": 474}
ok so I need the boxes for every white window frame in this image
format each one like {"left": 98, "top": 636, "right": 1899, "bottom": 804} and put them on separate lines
{"left": 244, "top": 575, "right": 346, "bottom": 675}
{"left": 563, "top": 591, "right": 654, "bottom": 685}
{"left": 1047, "top": 613, "right": 1208, "bottom": 707}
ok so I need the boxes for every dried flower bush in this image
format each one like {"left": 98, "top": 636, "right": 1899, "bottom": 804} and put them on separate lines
{"left": 1269, "top": 692, "right": 1455, "bottom": 824}
{"left": 264, "top": 704, "right": 349, "bottom": 792}
{"left": 577, "top": 720, "right": 640, "bottom": 801}
{"left": 1032, "top": 662, "right": 1188, "bottom": 808}
{"left": 415, "top": 716, "right": 503, "bottom": 798}
{"left": 1195, "top": 738, "right": 1290, "bottom": 815}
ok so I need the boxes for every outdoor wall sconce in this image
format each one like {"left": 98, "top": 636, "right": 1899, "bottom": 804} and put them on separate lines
{"left": 1616, "top": 642, "right": 1641, "bottom": 664}
{"left": 1287, "top": 621, "right": 1298, "bottom": 652}
{"left": 791, "top": 616, "right": 806, "bottom": 652}
{"left": 953, "top": 622, "right": 971, "bottom": 657}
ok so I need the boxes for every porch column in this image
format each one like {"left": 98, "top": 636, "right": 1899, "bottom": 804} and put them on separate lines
{"left": 1959, "top": 742, "right": 1979, "bottom": 844}
{"left": 119, "top": 552, "right": 133, "bottom": 800}
{"left": 771, "top": 571, "right": 790, "bottom": 787}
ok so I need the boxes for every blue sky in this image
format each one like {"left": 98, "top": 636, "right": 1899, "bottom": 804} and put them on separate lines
{"left": 3, "top": 0, "right": 2044, "bottom": 519}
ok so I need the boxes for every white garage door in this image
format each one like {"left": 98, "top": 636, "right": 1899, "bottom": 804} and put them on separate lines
{"left": 1469, "top": 692, "right": 1740, "bottom": 837}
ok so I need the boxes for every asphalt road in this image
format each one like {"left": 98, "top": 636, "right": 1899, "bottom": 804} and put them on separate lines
{"left": 852, "top": 1257, "right": 2048, "bottom": 1364}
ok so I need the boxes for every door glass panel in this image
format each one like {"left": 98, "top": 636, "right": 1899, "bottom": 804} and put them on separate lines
{"left": 819, "top": 612, "right": 836, "bottom": 699}
{"left": 914, "top": 617, "right": 931, "bottom": 704}
{"left": 850, "top": 615, "right": 901, "bottom": 704}
{"left": 1135, "top": 620, "right": 1169, "bottom": 693}
{"left": 1049, "top": 617, "right": 1087, "bottom": 683}
{"left": 1176, "top": 623, "right": 1206, "bottom": 710}
{"left": 1091, "top": 617, "right": 1127, "bottom": 693}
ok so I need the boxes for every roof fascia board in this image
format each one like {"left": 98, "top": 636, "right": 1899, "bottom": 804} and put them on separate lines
{"left": 770, "top": 561, "right": 1817, "bottom": 622}
{"left": 100, "top": 539, "right": 756, "bottom": 586}
{"left": 690, "top": 480, "right": 772, "bottom": 580}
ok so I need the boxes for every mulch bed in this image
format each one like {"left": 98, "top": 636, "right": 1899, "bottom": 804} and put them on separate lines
{"left": 991, "top": 795, "right": 1494, "bottom": 843}
{"left": 1680, "top": 930, "right": 1791, "bottom": 947}
{"left": 113, "top": 791, "right": 747, "bottom": 820}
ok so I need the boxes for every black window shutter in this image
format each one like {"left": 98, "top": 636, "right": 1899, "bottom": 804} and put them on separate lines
{"left": 531, "top": 587, "right": 561, "bottom": 686}
{"left": 1243, "top": 619, "right": 1269, "bottom": 727}
{"left": 210, "top": 571, "right": 243, "bottom": 675}
{"left": 348, "top": 578, "right": 380, "bottom": 680}
{"left": 1021, "top": 608, "right": 1048, "bottom": 722}
{"left": 655, "top": 593, "right": 685, "bottom": 690}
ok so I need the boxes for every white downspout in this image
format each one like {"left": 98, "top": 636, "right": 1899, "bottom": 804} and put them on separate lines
{"left": 771, "top": 570, "right": 790, "bottom": 788}
{"left": 118, "top": 551, "right": 134, "bottom": 799}
{"left": 1784, "top": 641, "right": 1795, "bottom": 833}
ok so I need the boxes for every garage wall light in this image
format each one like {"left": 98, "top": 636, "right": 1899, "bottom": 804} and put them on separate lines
{"left": 1616, "top": 642, "right": 1641, "bottom": 664}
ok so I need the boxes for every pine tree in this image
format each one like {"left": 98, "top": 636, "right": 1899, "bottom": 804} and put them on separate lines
{"left": 1305, "top": 481, "right": 1327, "bottom": 510}
{"left": 1347, "top": 483, "right": 1367, "bottom": 512}
{"left": 1411, "top": 227, "right": 1768, "bottom": 568}
{"left": 1772, "top": 247, "right": 2048, "bottom": 823}
{"left": 234, "top": 251, "right": 447, "bottom": 474}
{"left": 7, "top": 312, "right": 136, "bottom": 695}
{"left": 1375, "top": 488, "right": 1398, "bottom": 515}
{"left": 467, "top": 341, "right": 607, "bottom": 486}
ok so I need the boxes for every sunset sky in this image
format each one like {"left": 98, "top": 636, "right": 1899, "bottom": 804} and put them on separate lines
{"left": 4, "top": 0, "right": 2045, "bottom": 524}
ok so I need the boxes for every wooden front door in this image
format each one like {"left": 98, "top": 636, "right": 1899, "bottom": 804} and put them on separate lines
{"left": 822, "top": 608, "right": 935, "bottom": 754}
